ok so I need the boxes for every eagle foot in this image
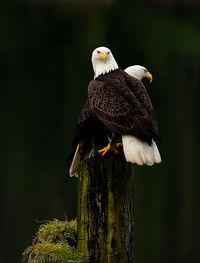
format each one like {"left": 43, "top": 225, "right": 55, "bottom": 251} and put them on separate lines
{"left": 98, "top": 143, "right": 119, "bottom": 156}
{"left": 116, "top": 142, "right": 123, "bottom": 152}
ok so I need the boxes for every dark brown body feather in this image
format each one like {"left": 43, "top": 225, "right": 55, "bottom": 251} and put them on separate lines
{"left": 67, "top": 100, "right": 108, "bottom": 161}
{"left": 88, "top": 68, "right": 160, "bottom": 145}
{"left": 72, "top": 100, "right": 107, "bottom": 149}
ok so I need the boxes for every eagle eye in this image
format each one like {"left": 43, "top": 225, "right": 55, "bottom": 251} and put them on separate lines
{"left": 97, "top": 50, "right": 101, "bottom": 54}
{"left": 107, "top": 51, "right": 110, "bottom": 55}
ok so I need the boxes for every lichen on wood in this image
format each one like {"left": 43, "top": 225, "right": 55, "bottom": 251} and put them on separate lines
{"left": 78, "top": 153, "right": 134, "bottom": 263}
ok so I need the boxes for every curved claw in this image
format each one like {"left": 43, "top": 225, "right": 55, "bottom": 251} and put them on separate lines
{"left": 116, "top": 142, "right": 123, "bottom": 152}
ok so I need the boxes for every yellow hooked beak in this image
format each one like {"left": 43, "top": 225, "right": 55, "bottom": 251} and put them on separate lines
{"left": 98, "top": 51, "right": 108, "bottom": 62}
{"left": 145, "top": 71, "right": 153, "bottom": 83}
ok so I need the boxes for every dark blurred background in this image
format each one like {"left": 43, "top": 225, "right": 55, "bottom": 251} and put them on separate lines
{"left": 1, "top": 1, "right": 200, "bottom": 262}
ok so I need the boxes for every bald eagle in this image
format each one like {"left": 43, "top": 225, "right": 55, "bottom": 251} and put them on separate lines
{"left": 68, "top": 47, "right": 161, "bottom": 177}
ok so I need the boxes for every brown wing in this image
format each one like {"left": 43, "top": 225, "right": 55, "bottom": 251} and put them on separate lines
{"left": 88, "top": 71, "right": 160, "bottom": 143}
{"left": 71, "top": 100, "right": 107, "bottom": 149}
{"left": 67, "top": 100, "right": 108, "bottom": 162}
{"left": 122, "top": 69, "right": 159, "bottom": 133}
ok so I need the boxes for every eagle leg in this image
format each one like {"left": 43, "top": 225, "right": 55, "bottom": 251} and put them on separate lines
{"left": 116, "top": 142, "right": 123, "bottom": 148}
{"left": 98, "top": 143, "right": 119, "bottom": 156}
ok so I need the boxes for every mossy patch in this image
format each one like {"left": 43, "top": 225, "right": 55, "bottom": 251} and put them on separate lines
{"left": 23, "top": 219, "right": 88, "bottom": 263}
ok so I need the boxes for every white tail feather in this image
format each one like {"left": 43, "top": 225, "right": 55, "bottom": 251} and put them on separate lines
{"left": 122, "top": 135, "right": 161, "bottom": 166}
{"left": 69, "top": 144, "right": 81, "bottom": 177}
{"left": 151, "top": 139, "right": 162, "bottom": 163}
{"left": 69, "top": 144, "right": 93, "bottom": 177}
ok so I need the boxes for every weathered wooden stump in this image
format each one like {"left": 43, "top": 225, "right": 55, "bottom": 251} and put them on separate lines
{"left": 78, "top": 153, "right": 134, "bottom": 263}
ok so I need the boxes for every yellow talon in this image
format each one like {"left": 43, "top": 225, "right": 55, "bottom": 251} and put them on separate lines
{"left": 98, "top": 143, "right": 119, "bottom": 156}
{"left": 116, "top": 142, "right": 123, "bottom": 148}
{"left": 116, "top": 142, "right": 123, "bottom": 152}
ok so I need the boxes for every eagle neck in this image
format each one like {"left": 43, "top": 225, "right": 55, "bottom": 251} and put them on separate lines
{"left": 93, "top": 60, "right": 119, "bottom": 79}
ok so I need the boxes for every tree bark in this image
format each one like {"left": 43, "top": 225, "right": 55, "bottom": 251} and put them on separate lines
{"left": 78, "top": 153, "right": 134, "bottom": 263}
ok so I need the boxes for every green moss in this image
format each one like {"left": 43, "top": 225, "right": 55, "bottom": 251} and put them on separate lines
{"left": 36, "top": 219, "right": 77, "bottom": 246}
{"left": 23, "top": 219, "right": 88, "bottom": 263}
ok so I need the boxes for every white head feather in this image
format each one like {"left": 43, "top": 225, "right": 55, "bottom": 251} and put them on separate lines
{"left": 92, "top": 47, "right": 119, "bottom": 79}
{"left": 124, "top": 65, "right": 149, "bottom": 81}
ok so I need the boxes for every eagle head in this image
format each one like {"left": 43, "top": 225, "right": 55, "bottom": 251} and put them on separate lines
{"left": 125, "top": 65, "right": 153, "bottom": 82}
{"left": 92, "top": 46, "right": 119, "bottom": 79}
